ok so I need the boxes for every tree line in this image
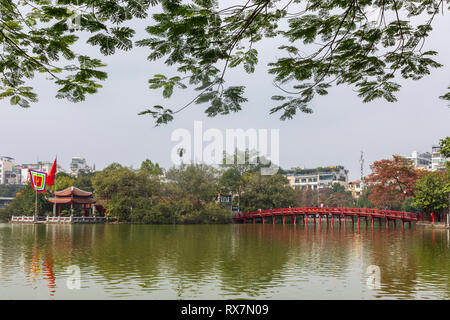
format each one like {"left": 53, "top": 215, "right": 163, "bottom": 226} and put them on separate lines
{"left": 1, "top": 137, "right": 449, "bottom": 223}
{"left": 0, "top": 157, "right": 356, "bottom": 223}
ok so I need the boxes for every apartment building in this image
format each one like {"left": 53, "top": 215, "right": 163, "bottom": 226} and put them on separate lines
{"left": 431, "top": 145, "right": 448, "bottom": 172}
{"left": 70, "top": 157, "right": 94, "bottom": 177}
{"left": 0, "top": 157, "right": 15, "bottom": 185}
{"left": 284, "top": 166, "right": 349, "bottom": 190}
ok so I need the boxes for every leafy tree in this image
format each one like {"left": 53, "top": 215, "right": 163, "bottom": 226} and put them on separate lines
{"left": 219, "top": 167, "right": 242, "bottom": 194}
{"left": 2, "top": 1, "right": 448, "bottom": 125}
{"left": 75, "top": 171, "right": 96, "bottom": 191}
{"left": 2, "top": 184, "right": 52, "bottom": 217}
{"left": 439, "top": 136, "right": 450, "bottom": 158}
{"left": 322, "top": 183, "right": 355, "bottom": 207}
{"left": 220, "top": 149, "right": 265, "bottom": 175}
{"left": 55, "top": 172, "right": 76, "bottom": 191}
{"left": 294, "top": 186, "right": 317, "bottom": 207}
{"left": 366, "top": 155, "right": 421, "bottom": 209}
{"left": 240, "top": 172, "right": 296, "bottom": 212}
{"left": 137, "top": 0, "right": 449, "bottom": 124}
{"left": 401, "top": 197, "right": 420, "bottom": 213}
{"left": 0, "top": 0, "right": 155, "bottom": 107}
{"left": 92, "top": 163, "right": 161, "bottom": 220}
{"left": 181, "top": 202, "right": 231, "bottom": 224}
{"left": 139, "top": 159, "right": 164, "bottom": 177}
{"left": 355, "top": 186, "right": 374, "bottom": 208}
{"left": 218, "top": 166, "right": 246, "bottom": 207}
{"left": 165, "top": 164, "right": 218, "bottom": 207}
{"left": 413, "top": 170, "right": 449, "bottom": 218}
{"left": 218, "top": 149, "right": 277, "bottom": 206}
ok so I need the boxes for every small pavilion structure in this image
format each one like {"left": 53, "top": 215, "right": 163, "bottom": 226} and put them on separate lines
{"left": 47, "top": 187, "right": 98, "bottom": 217}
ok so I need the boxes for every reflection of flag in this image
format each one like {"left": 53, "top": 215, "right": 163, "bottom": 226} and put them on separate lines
{"left": 29, "top": 169, "right": 47, "bottom": 193}
{"left": 47, "top": 158, "right": 57, "bottom": 186}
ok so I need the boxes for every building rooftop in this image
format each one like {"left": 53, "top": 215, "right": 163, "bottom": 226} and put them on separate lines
{"left": 285, "top": 165, "right": 347, "bottom": 175}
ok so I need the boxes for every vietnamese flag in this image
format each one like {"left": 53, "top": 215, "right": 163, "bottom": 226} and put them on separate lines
{"left": 47, "top": 157, "right": 57, "bottom": 186}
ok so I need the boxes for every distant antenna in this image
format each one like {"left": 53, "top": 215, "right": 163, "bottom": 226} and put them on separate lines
{"left": 359, "top": 150, "right": 364, "bottom": 188}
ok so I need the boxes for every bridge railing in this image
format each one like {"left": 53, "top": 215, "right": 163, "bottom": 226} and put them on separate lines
{"left": 233, "top": 207, "right": 419, "bottom": 221}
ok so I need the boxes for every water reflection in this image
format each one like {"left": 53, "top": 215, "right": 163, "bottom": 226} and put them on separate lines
{"left": 0, "top": 223, "right": 449, "bottom": 299}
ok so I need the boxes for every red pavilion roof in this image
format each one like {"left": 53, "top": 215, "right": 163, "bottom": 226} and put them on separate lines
{"left": 47, "top": 186, "right": 96, "bottom": 205}
{"left": 54, "top": 187, "right": 93, "bottom": 197}
{"left": 47, "top": 197, "right": 96, "bottom": 204}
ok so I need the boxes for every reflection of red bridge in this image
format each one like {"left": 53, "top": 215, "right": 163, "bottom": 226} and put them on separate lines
{"left": 233, "top": 207, "right": 419, "bottom": 228}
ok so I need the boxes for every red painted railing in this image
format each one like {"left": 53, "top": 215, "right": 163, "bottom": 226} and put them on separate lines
{"left": 233, "top": 207, "right": 419, "bottom": 222}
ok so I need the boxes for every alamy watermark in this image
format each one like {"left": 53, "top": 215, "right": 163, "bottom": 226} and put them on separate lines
{"left": 366, "top": 265, "right": 381, "bottom": 290}
{"left": 171, "top": 121, "right": 280, "bottom": 175}
{"left": 66, "top": 265, "right": 81, "bottom": 290}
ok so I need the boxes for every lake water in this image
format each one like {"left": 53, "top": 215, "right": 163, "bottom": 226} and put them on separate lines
{"left": 0, "top": 223, "right": 449, "bottom": 299}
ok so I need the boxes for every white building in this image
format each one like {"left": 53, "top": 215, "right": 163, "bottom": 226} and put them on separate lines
{"left": 0, "top": 157, "right": 15, "bottom": 185}
{"left": 431, "top": 145, "right": 448, "bottom": 172}
{"left": 284, "top": 166, "right": 349, "bottom": 190}
{"left": 70, "top": 157, "right": 93, "bottom": 177}
{"left": 407, "top": 151, "right": 432, "bottom": 170}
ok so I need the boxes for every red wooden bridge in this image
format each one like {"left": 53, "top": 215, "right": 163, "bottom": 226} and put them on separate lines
{"left": 233, "top": 207, "right": 419, "bottom": 228}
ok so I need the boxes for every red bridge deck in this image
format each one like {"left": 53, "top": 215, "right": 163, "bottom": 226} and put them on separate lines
{"left": 233, "top": 207, "right": 419, "bottom": 228}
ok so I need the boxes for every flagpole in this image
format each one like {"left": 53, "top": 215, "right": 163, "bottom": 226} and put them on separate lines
{"left": 53, "top": 155, "right": 57, "bottom": 217}
{"left": 35, "top": 188, "right": 38, "bottom": 217}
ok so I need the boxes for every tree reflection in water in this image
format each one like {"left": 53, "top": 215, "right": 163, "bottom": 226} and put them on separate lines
{"left": 0, "top": 223, "right": 449, "bottom": 299}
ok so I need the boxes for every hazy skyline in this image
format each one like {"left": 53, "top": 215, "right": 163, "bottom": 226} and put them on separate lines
{"left": 0, "top": 8, "right": 449, "bottom": 181}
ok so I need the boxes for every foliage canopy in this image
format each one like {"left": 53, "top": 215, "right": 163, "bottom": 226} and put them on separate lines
{"left": 1, "top": 0, "right": 449, "bottom": 124}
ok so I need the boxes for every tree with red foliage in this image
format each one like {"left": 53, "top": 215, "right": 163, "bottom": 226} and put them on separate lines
{"left": 366, "top": 155, "right": 421, "bottom": 210}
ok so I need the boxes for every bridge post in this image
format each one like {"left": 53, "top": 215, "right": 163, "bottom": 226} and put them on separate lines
{"left": 319, "top": 214, "right": 321, "bottom": 225}
{"left": 331, "top": 214, "right": 334, "bottom": 224}
{"left": 408, "top": 221, "right": 411, "bottom": 228}
{"left": 314, "top": 214, "right": 316, "bottom": 226}
{"left": 386, "top": 218, "right": 389, "bottom": 229}
{"left": 293, "top": 215, "right": 297, "bottom": 225}
{"left": 393, "top": 219, "right": 396, "bottom": 228}
{"left": 253, "top": 217, "right": 255, "bottom": 224}
{"left": 262, "top": 216, "right": 265, "bottom": 224}
{"left": 282, "top": 215, "right": 285, "bottom": 225}
{"left": 272, "top": 215, "right": 275, "bottom": 225}
{"left": 402, "top": 220, "right": 404, "bottom": 229}
{"left": 357, "top": 215, "right": 360, "bottom": 229}
{"left": 371, "top": 216, "right": 374, "bottom": 229}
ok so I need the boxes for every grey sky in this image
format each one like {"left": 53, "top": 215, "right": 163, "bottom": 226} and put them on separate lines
{"left": 0, "top": 5, "right": 449, "bottom": 181}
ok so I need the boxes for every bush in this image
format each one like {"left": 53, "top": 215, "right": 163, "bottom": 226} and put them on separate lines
{"left": 181, "top": 203, "right": 232, "bottom": 224}
{"left": 127, "top": 199, "right": 231, "bottom": 224}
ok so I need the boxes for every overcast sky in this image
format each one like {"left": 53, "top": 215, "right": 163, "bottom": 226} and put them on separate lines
{"left": 0, "top": 5, "right": 449, "bottom": 181}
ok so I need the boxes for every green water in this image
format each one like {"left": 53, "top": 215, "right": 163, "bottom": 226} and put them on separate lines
{"left": 0, "top": 223, "right": 449, "bottom": 299}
